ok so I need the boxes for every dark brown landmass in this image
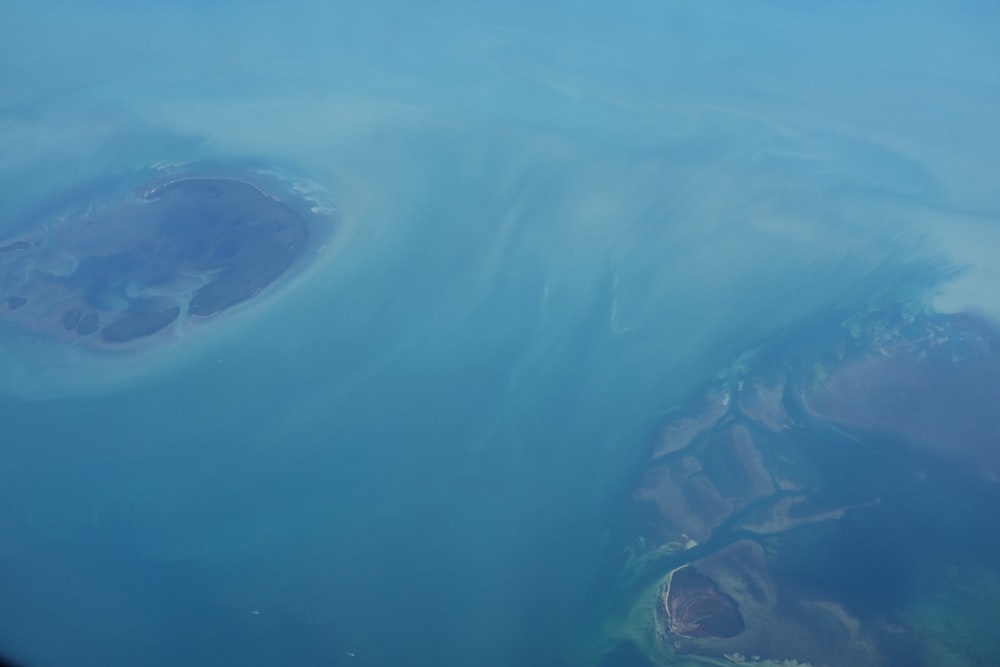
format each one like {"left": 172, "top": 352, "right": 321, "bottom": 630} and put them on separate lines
{"left": 0, "top": 173, "right": 325, "bottom": 350}
{"left": 102, "top": 306, "right": 182, "bottom": 343}
{"left": 612, "top": 310, "right": 1000, "bottom": 667}
{"left": 145, "top": 178, "right": 308, "bottom": 318}
{"left": 664, "top": 566, "right": 744, "bottom": 638}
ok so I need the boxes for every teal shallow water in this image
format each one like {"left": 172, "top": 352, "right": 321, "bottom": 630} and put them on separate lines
{"left": 1, "top": 2, "right": 999, "bottom": 666}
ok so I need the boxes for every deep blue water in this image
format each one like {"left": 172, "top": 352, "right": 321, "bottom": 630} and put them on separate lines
{"left": 2, "top": 2, "right": 1000, "bottom": 666}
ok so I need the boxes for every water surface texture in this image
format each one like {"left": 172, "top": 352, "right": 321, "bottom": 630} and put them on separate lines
{"left": 1, "top": 2, "right": 999, "bottom": 666}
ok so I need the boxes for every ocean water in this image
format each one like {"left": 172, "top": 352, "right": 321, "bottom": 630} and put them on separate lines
{"left": 1, "top": 2, "right": 998, "bottom": 666}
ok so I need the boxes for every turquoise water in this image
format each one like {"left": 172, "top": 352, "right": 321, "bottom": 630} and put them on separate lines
{"left": 1, "top": 2, "right": 999, "bottom": 666}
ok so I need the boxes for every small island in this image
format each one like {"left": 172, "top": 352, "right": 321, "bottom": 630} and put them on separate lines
{"left": 0, "top": 169, "right": 336, "bottom": 351}
{"left": 664, "top": 565, "right": 744, "bottom": 639}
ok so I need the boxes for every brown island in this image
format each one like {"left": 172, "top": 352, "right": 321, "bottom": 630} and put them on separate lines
{"left": 663, "top": 565, "right": 744, "bottom": 639}
{"left": 0, "top": 172, "right": 332, "bottom": 350}
{"left": 591, "top": 307, "right": 1000, "bottom": 667}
